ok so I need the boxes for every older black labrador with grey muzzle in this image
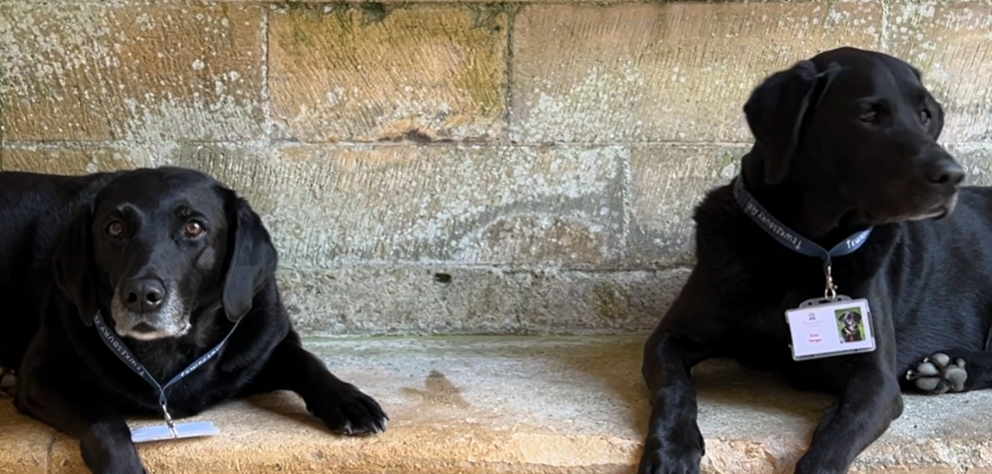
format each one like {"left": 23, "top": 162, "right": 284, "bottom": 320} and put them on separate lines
{"left": 0, "top": 167, "right": 387, "bottom": 474}
{"left": 639, "top": 46, "right": 990, "bottom": 474}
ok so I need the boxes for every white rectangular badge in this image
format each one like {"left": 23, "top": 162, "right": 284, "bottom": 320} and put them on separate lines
{"left": 785, "top": 297, "right": 876, "bottom": 360}
{"left": 131, "top": 421, "right": 220, "bottom": 443}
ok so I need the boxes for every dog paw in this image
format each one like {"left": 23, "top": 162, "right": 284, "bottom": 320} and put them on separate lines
{"left": 306, "top": 385, "right": 388, "bottom": 436}
{"left": 0, "top": 366, "right": 16, "bottom": 398}
{"left": 906, "top": 353, "right": 968, "bottom": 394}
{"left": 637, "top": 431, "right": 704, "bottom": 474}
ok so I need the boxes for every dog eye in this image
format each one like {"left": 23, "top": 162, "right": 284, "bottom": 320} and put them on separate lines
{"left": 858, "top": 110, "right": 878, "bottom": 123}
{"left": 106, "top": 221, "right": 124, "bottom": 238}
{"left": 184, "top": 220, "right": 205, "bottom": 238}
{"left": 920, "top": 109, "right": 932, "bottom": 125}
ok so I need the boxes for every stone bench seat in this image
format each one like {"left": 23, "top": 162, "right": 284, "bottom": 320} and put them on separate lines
{"left": 2, "top": 336, "right": 991, "bottom": 474}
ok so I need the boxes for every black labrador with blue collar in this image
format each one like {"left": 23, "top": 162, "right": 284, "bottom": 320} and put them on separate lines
{"left": 639, "top": 46, "right": 988, "bottom": 473}
{"left": 0, "top": 167, "right": 387, "bottom": 474}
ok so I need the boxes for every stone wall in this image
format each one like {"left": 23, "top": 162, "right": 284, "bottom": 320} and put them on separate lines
{"left": 2, "top": 0, "right": 990, "bottom": 336}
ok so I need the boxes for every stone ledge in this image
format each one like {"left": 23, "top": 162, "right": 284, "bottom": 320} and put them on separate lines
{"left": 3, "top": 336, "right": 992, "bottom": 474}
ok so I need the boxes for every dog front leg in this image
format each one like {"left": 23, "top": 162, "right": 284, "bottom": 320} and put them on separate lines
{"left": 639, "top": 329, "right": 721, "bottom": 474}
{"left": 15, "top": 372, "right": 145, "bottom": 474}
{"left": 250, "top": 330, "right": 388, "bottom": 436}
{"left": 639, "top": 270, "right": 728, "bottom": 474}
{"left": 794, "top": 358, "right": 903, "bottom": 474}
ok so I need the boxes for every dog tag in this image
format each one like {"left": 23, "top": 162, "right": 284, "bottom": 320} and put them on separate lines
{"left": 785, "top": 296, "right": 876, "bottom": 361}
{"left": 131, "top": 421, "right": 221, "bottom": 443}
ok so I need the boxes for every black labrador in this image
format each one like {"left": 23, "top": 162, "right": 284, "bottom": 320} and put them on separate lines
{"left": 639, "top": 46, "right": 989, "bottom": 474}
{"left": 0, "top": 167, "right": 387, "bottom": 474}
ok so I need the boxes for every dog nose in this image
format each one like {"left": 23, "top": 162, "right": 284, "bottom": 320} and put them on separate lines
{"left": 123, "top": 278, "right": 166, "bottom": 314}
{"left": 927, "top": 160, "right": 965, "bottom": 186}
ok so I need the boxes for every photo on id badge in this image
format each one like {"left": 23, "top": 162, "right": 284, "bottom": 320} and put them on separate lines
{"left": 835, "top": 307, "right": 866, "bottom": 343}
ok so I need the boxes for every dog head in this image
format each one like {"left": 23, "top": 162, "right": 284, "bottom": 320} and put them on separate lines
{"left": 52, "top": 167, "right": 278, "bottom": 340}
{"left": 838, "top": 311, "right": 861, "bottom": 328}
{"left": 743, "top": 47, "right": 963, "bottom": 233}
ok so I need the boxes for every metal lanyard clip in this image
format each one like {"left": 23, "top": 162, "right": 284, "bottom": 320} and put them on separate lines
{"left": 160, "top": 400, "right": 179, "bottom": 439}
{"left": 824, "top": 264, "right": 838, "bottom": 300}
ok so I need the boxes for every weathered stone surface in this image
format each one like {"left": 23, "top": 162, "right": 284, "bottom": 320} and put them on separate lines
{"left": 278, "top": 265, "right": 686, "bottom": 336}
{"left": 628, "top": 145, "right": 749, "bottom": 268}
{"left": 3, "top": 144, "right": 625, "bottom": 269}
{"left": 0, "top": 4, "right": 264, "bottom": 141}
{"left": 268, "top": 6, "right": 507, "bottom": 143}
{"left": 0, "top": 404, "right": 50, "bottom": 474}
{"left": 5, "top": 336, "right": 992, "bottom": 473}
{"left": 629, "top": 145, "right": 746, "bottom": 268}
{"left": 511, "top": 1, "right": 882, "bottom": 144}
{"left": 952, "top": 145, "right": 992, "bottom": 186}
{"left": 259, "top": 145, "right": 625, "bottom": 268}
{"left": 886, "top": 0, "right": 992, "bottom": 143}
{"left": 2, "top": 145, "right": 151, "bottom": 174}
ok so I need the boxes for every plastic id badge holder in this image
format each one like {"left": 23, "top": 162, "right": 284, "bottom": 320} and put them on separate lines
{"left": 131, "top": 421, "right": 221, "bottom": 443}
{"left": 785, "top": 296, "right": 876, "bottom": 361}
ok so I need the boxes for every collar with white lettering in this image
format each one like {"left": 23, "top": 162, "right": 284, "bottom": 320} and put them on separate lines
{"left": 732, "top": 175, "right": 872, "bottom": 270}
{"left": 93, "top": 311, "right": 241, "bottom": 427}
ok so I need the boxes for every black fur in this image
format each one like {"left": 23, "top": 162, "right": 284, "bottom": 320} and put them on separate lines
{"left": 639, "top": 47, "right": 983, "bottom": 474}
{"left": 0, "top": 167, "right": 387, "bottom": 474}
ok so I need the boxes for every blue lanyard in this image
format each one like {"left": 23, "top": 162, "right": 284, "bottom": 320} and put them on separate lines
{"left": 93, "top": 312, "right": 240, "bottom": 432}
{"left": 732, "top": 175, "right": 872, "bottom": 272}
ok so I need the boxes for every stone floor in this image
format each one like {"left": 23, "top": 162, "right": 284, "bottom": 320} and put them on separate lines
{"left": 2, "top": 336, "right": 992, "bottom": 474}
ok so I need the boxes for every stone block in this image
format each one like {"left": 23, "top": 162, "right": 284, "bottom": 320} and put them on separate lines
{"left": 264, "top": 145, "right": 625, "bottom": 268}
{"left": 2, "top": 144, "right": 625, "bottom": 269}
{"left": 0, "top": 3, "right": 264, "bottom": 141}
{"left": 2, "top": 145, "right": 146, "bottom": 174}
{"left": 629, "top": 145, "right": 746, "bottom": 268}
{"left": 278, "top": 265, "right": 687, "bottom": 335}
{"left": 268, "top": 6, "right": 507, "bottom": 143}
{"left": 511, "top": 1, "right": 882, "bottom": 144}
{"left": 886, "top": 0, "right": 992, "bottom": 143}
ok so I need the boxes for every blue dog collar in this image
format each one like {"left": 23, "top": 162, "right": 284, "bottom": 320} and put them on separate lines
{"left": 731, "top": 175, "right": 872, "bottom": 272}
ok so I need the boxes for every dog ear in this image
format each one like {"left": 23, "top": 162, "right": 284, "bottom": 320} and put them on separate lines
{"left": 52, "top": 206, "right": 99, "bottom": 326}
{"left": 744, "top": 60, "right": 837, "bottom": 184}
{"left": 221, "top": 189, "right": 278, "bottom": 323}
